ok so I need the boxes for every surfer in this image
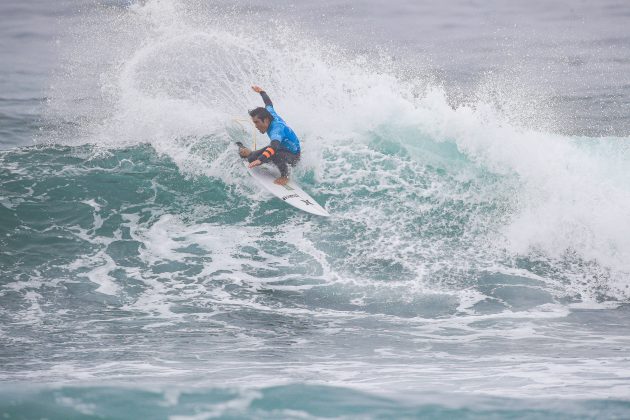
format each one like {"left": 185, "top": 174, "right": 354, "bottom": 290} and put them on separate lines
{"left": 237, "top": 85, "right": 301, "bottom": 186}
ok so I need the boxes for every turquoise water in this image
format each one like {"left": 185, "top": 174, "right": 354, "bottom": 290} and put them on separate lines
{"left": 2, "top": 384, "right": 630, "bottom": 419}
{"left": 2, "top": 0, "right": 630, "bottom": 418}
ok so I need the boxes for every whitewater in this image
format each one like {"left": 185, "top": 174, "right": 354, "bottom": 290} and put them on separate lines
{"left": 1, "top": 0, "right": 630, "bottom": 418}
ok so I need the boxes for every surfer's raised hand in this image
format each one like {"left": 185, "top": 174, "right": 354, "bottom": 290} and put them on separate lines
{"left": 251, "top": 85, "right": 264, "bottom": 93}
{"left": 248, "top": 159, "right": 262, "bottom": 169}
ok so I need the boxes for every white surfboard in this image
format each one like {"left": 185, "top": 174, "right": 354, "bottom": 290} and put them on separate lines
{"left": 243, "top": 161, "right": 330, "bottom": 217}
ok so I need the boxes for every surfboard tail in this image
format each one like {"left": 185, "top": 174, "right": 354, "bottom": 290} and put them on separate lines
{"left": 244, "top": 161, "right": 330, "bottom": 217}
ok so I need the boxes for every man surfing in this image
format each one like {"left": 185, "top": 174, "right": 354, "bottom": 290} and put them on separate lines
{"left": 237, "top": 85, "right": 301, "bottom": 186}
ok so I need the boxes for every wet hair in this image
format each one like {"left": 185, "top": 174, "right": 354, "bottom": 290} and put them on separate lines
{"left": 248, "top": 107, "right": 274, "bottom": 122}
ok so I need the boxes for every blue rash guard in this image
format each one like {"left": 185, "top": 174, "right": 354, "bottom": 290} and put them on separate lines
{"left": 259, "top": 92, "right": 301, "bottom": 154}
{"left": 265, "top": 106, "right": 300, "bottom": 154}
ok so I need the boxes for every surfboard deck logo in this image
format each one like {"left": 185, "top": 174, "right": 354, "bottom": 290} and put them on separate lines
{"left": 243, "top": 161, "right": 330, "bottom": 217}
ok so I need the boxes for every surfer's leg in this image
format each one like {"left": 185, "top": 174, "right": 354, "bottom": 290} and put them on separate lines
{"left": 272, "top": 151, "right": 290, "bottom": 177}
{"left": 275, "top": 159, "right": 289, "bottom": 178}
{"left": 271, "top": 150, "right": 299, "bottom": 184}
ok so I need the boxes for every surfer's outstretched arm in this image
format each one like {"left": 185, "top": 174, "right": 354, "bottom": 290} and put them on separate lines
{"left": 257, "top": 140, "right": 280, "bottom": 163}
{"left": 251, "top": 85, "right": 273, "bottom": 107}
{"left": 247, "top": 140, "right": 281, "bottom": 169}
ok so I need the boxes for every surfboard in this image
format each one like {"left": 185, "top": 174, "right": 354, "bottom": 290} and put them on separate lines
{"left": 242, "top": 160, "right": 330, "bottom": 217}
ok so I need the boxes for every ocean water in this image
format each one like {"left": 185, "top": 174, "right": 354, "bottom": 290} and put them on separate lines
{"left": 2, "top": 0, "right": 630, "bottom": 418}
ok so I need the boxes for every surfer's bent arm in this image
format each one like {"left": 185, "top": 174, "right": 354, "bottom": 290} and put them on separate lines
{"left": 259, "top": 91, "right": 273, "bottom": 107}
{"left": 257, "top": 140, "right": 281, "bottom": 163}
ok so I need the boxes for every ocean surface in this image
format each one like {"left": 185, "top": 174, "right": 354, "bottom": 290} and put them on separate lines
{"left": 2, "top": 0, "right": 630, "bottom": 418}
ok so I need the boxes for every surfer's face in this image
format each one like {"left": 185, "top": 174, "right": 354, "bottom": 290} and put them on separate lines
{"left": 251, "top": 116, "right": 270, "bottom": 134}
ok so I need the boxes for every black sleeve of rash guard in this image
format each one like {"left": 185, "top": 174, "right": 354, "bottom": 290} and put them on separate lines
{"left": 258, "top": 140, "right": 281, "bottom": 163}
{"left": 259, "top": 91, "right": 273, "bottom": 107}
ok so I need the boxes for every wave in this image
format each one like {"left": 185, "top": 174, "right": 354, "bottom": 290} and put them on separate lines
{"left": 33, "top": 0, "right": 630, "bottom": 304}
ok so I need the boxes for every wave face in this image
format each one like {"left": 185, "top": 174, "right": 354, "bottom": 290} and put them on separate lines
{"left": 2, "top": 0, "right": 630, "bottom": 416}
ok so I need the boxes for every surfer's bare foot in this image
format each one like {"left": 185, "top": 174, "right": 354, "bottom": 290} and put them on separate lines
{"left": 274, "top": 177, "right": 289, "bottom": 186}
{"left": 239, "top": 147, "right": 251, "bottom": 158}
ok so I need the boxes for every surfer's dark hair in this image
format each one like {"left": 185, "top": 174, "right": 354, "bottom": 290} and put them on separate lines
{"left": 248, "top": 107, "right": 274, "bottom": 122}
